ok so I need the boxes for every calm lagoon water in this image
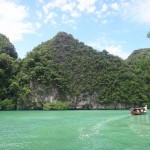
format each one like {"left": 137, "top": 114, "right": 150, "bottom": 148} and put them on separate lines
{"left": 0, "top": 110, "right": 150, "bottom": 150}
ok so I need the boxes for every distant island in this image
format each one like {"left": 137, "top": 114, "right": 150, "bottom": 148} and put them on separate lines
{"left": 0, "top": 32, "right": 150, "bottom": 110}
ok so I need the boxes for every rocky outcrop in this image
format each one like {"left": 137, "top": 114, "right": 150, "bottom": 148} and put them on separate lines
{"left": 30, "top": 81, "right": 132, "bottom": 110}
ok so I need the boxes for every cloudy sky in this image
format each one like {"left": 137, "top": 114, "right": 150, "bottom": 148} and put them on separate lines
{"left": 0, "top": 0, "right": 150, "bottom": 59}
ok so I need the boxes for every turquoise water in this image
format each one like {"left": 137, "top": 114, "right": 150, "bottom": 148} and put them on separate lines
{"left": 0, "top": 110, "right": 150, "bottom": 150}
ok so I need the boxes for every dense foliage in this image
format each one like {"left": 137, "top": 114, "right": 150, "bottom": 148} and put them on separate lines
{"left": 43, "top": 102, "right": 69, "bottom": 110}
{"left": 0, "top": 34, "right": 19, "bottom": 110}
{"left": 0, "top": 32, "right": 150, "bottom": 110}
{"left": 0, "top": 34, "right": 18, "bottom": 59}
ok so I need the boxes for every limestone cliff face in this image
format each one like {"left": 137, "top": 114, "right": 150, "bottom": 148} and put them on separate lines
{"left": 30, "top": 80, "right": 131, "bottom": 110}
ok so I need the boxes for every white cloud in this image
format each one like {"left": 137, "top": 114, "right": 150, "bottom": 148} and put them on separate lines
{"left": 110, "top": 2, "right": 120, "bottom": 11}
{"left": 101, "top": 3, "right": 108, "bottom": 13}
{"left": 61, "top": 1, "right": 80, "bottom": 18}
{"left": 0, "top": 0, "right": 34, "bottom": 42}
{"left": 42, "top": 0, "right": 80, "bottom": 18}
{"left": 70, "top": 10, "right": 81, "bottom": 18}
{"left": 62, "top": 14, "right": 77, "bottom": 29}
{"left": 121, "top": 0, "right": 150, "bottom": 24}
{"left": 101, "top": 19, "right": 108, "bottom": 24}
{"left": 37, "top": 0, "right": 45, "bottom": 4}
{"left": 36, "top": 10, "right": 43, "bottom": 19}
{"left": 95, "top": 3, "right": 109, "bottom": 19}
{"left": 77, "top": 0, "right": 97, "bottom": 13}
{"left": 35, "top": 22, "right": 42, "bottom": 29}
{"left": 95, "top": 0, "right": 150, "bottom": 25}
{"left": 61, "top": 1, "right": 76, "bottom": 12}
{"left": 44, "top": 12, "right": 57, "bottom": 24}
{"left": 42, "top": 0, "right": 67, "bottom": 14}
{"left": 38, "top": 0, "right": 80, "bottom": 29}
{"left": 88, "top": 37, "right": 129, "bottom": 59}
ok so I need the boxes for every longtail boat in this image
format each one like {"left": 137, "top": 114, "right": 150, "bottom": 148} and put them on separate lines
{"left": 130, "top": 105, "right": 147, "bottom": 115}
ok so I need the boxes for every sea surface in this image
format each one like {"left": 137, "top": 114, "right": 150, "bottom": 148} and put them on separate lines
{"left": 0, "top": 110, "right": 150, "bottom": 150}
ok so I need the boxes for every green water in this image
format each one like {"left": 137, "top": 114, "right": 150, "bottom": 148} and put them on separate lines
{"left": 0, "top": 110, "right": 150, "bottom": 150}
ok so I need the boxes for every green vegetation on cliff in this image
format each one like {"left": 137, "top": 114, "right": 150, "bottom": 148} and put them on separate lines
{"left": 0, "top": 32, "right": 150, "bottom": 110}
{"left": 0, "top": 34, "right": 18, "bottom": 59}
{"left": 0, "top": 34, "right": 19, "bottom": 110}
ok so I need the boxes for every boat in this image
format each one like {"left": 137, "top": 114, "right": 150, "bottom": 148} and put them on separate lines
{"left": 130, "top": 105, "right": 148, "bottom": 115}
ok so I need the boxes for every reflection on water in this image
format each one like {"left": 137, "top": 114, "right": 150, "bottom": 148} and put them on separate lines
{"left": 129, "top": 114, "right": 150, "bottom": 137}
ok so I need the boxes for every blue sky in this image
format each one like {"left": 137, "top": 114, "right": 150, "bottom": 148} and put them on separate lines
{"left": 0, "top": 0, "right": 150, "bottom": 59}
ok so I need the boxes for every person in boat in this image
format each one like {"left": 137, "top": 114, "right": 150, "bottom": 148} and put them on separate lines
{"left": 131, "top": 105, "right": 147, "bottom": 115}
{"left": 131, "top": 108, "right": 139, "bottom": 113}
{"left": 143, "top": 105, "right": 147, "bottom": 112}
